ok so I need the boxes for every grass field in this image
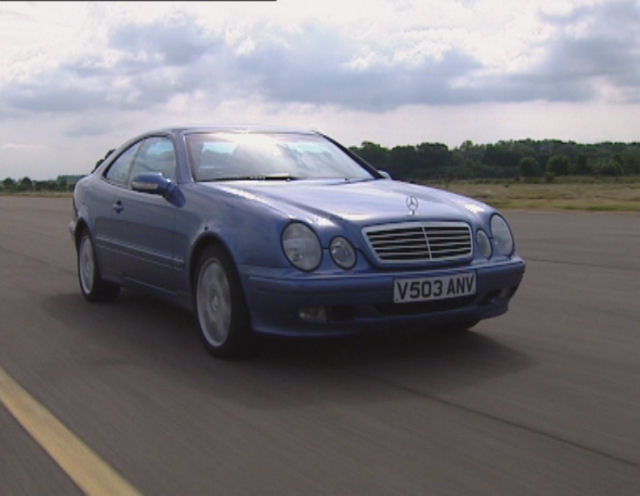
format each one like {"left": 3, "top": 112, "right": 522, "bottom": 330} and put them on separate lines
{"left": 429, "top": 177, "right": 640, "bottom": 212}
{"left": 3, "top": 177, "right": 640, "bottom": 212}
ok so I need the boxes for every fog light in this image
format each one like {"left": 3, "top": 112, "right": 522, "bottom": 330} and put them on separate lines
{"left": 298, "top": 306, "right": 328, "bottom": 323}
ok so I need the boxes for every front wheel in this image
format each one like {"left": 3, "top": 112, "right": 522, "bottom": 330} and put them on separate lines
{"left": 194, "top": 246, "right": 253, "bottom": 358}
{"left": 77, "top": 231, "right": 120, "bottom": 302}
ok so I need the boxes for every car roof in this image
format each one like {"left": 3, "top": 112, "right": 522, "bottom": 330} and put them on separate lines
{"left": 147, "top": 125, "right": 320, "bottom": 137}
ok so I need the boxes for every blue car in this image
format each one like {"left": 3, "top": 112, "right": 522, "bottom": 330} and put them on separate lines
{"left": 70, "top": 126, "right": 525, "bottom": 357}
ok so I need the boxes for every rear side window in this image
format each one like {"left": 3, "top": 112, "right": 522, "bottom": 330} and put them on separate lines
{"left": 128, "top": 137, "right": 177, "bottom": 183}
{"left": 104, "top": 143, "right": 141, "bottom": 186}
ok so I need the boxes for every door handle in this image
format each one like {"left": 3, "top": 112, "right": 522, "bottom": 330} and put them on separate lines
{"left": 113, "top": 200, "right": 124, "bottom": 213}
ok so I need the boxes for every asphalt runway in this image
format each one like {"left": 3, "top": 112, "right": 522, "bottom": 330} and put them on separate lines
{"left": 1, "top": 196, "right": 639, "bottom": 495}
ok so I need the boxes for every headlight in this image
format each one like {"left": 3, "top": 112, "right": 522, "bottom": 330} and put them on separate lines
{"left": 476, "top": 229, "right": 492, "bottom": 259}
{"left": 282, "top": 222, "right": 322, "bottom": 271}
{"left": 490, "top": 215, "right": 514, "bottom": 256}
{"left": 330, "top": 236, "right": 356, "bottom": 269}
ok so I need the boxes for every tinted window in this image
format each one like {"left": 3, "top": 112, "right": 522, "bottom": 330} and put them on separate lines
{"left": 104, "top": 143, "right": 140, "bottom": 185}
{"left": 129, "top": 137, "right": 177, "bottom": 184}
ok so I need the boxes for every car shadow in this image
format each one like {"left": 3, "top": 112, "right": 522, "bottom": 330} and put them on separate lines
{"left": 43, "top": 290, "right": 533, "bottom": 410}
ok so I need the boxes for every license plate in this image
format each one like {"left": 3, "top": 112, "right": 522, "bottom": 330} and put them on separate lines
{"left": 393, "top": 272, "right": 476, "bottom": 303}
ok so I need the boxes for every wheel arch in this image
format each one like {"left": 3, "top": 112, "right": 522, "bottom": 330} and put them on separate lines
{"left": 73, "top": 218, "right": 90, "bottom": 249}
{"left": 188, "top": 233, "right": 238, "bottom": 291}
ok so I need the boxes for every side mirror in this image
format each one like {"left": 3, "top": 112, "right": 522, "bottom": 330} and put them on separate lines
{"left": 377, "top": 169, "right": 392, "bottom": 180}
{"left": 131, "top": 173, "right": 172, "bottom": 196}
{"left": 131, "top": 173, "right": 185, "bottom": 207}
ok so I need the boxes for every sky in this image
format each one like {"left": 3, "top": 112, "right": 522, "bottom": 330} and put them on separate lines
{"left": 1, "top": 0, "right": 639, "bottom": 180}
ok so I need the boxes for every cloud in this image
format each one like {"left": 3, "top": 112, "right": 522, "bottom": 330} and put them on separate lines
{"left": 532, "top": 0, "right": 640, "bottom": 101}
{"left": 1, "top": 0, "right": 640, "bottom": 122}
{"left": 228, "top": 23, "right": 483, "bottom": 109}
{"left": 0, "top": 8, "right": 31, "bottom": 21}
{"left": 108, "top": 17, "right": 214, "bottom": 67}
{"left": 543, "top": 36, "right": 640, "bottom": 86}
{"left": 2, "top": 80, "right": 105, "bottom": 113}
{"left": 64, "top": 119, "right": 115, "bottom": 138}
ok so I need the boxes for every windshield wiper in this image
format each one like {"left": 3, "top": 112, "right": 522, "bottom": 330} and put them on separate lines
{"left": 210, "top": 173, "right": 299, "bottom": 182}
{"left": 262, "top": 173, "right": 299, "bottom": 181}
{"left": 343, "top": 177, "right": 376, "bottom": 183}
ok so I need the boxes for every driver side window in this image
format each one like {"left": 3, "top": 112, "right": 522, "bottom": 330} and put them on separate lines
{"left": 128, "top": 137, "right": 177, "bottom": 185}
{"left": 104, "top": 142, "right": 141, "bottom": 186}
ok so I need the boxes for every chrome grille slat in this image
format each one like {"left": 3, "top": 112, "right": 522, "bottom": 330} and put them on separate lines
{"left": 430, "top": 242, "right": 469, "bottom": 247}
{"left": 373, "top": 239, "right": 426, "bottom": 245}
{"left": 429, "top": 238, "right": 468, "bottom": 243}
{"left": 430, "top": 247, "right": 469, "bottom": 253}
{"left": 376, "top": 244, "right": 428, "bottom": 249}
{"left": 363, "top": 221, "right": 472, "bottom": 264}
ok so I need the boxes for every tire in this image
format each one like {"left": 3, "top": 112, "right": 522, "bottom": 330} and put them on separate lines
{"left": 194, "top": 245, "right": 253, "bottom": 358}
{"left": 77, "top": 231, "right": 120, "bottom": 302}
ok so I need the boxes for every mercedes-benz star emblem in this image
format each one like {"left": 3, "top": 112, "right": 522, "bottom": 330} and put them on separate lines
{"left": 406, "top": 195, "right": 419, "bottom": 216}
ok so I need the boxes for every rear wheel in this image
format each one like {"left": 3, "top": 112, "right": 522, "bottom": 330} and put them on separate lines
{"left": 77, "top": 231, "right": 120, "bottom": 302}
{"left": 194, "top": 246, "right": 253, "bottom": 358}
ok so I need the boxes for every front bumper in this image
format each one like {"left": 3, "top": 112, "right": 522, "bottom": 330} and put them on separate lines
{"left": 240, "top": 258, "right": 525, "bottom": 337}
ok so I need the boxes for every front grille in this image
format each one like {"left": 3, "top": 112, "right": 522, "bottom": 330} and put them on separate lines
{"left": 363, "top": 222, "right": 472, "bottom": 264}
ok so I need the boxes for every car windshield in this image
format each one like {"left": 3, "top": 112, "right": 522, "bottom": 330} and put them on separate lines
{"left": 186, "top": 132, "right": 374, "bottom": 182}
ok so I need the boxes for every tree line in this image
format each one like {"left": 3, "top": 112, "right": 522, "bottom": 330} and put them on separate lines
{"left": 0, "top": 175, "right": 82, "bottom": 193}
{"left": 349, "top": 139, "right": 640, "bottom": 181}
{"left": 2, "top": 139, "right": 639, "bottom": 193}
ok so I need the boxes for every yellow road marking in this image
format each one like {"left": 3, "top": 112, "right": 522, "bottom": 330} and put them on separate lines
{"left": 0, "top": 366, "right": 142, "bottom": 496}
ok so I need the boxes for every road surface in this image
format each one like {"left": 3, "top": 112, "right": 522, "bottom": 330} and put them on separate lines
{"left": 1, "top": 196, "right": 638, "bottom": 495}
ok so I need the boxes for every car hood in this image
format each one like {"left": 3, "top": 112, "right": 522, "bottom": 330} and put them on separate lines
{"left": 206, "top": 179, "right": 491, "bottom": 227}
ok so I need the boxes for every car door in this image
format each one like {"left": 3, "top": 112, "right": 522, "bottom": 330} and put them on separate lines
{"left": 105, "top": 136, "right": 181, "bottom": 292}
{"left": 92, "top": 140, "right": 142, "bottom": 282}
